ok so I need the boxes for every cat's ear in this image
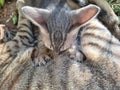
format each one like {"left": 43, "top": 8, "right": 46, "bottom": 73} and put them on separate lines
{"left": 22, "top": 6, "right": 52, "bottom": 49}
{"left": 71, "top": 4, "right": 100, "bottom": 26}
{"left": 61, "top": 5, "right": 100, "bottom": 50}
{"left": 22, "top": 6, "right": 50, "bottom": 27}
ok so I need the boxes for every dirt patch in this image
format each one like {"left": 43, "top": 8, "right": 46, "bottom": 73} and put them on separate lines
{"left": 0, "top": 0, "right": 17, "bottom": 30}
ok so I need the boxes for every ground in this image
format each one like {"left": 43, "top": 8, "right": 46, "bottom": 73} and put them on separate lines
{"left": 0, "top": 0, "right": 17, "bottom": 30}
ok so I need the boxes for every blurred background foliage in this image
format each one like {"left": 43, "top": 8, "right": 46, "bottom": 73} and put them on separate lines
{"left": 0, "top": 0, "right": 5, "bottom": 8}
{"left": 0, "top": 0, "right": 120, "bottom": 24}
{"left": 106, "top": 0, "right": 120, "bottom": 22}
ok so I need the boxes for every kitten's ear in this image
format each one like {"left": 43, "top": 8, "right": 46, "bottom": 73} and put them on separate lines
{"left": 22, "top": 6, "right": 51, "bottom": 49}
{"left": 61, "top": 5, "right": 100, "bottom": 50}
{"left": 22, "top": 6, "right": 50, "bottom": 27}
{"left": 71, "top": 4, "right": 100, "bottom": 26}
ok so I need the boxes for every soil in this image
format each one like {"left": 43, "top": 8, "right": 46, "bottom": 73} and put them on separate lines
{"left": 0, "top": 0, "right": 17, "bottom": 30}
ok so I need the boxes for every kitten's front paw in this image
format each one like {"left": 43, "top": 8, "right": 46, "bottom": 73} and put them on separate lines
{"left": 33, "top": 54, "right": 51, "bottom": 66}
{"left": 31, "top": 48, "right": 51, "bottom": 66}
{"left": 68, "top": 45, "right": 84, "bottom": 62}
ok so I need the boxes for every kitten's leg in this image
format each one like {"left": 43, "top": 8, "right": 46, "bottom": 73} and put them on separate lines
{"left": 0, "top": 24, "right": 14, "bottom": 43}
{"left": 0, "top": 24, "right": 7, "bottom": 43}
{"left": 31, "top": 40, "right": 52, "bottom": 66}
{"left": 0, "top": 0, "right": 35, "bottom": 60}
{"left": 0, "top": 24, "right": 17, "bottom": 64}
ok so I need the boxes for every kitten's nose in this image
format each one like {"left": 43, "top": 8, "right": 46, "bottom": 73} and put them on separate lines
{"left": 54, "top": 48, "right": 60, "bottom": 55}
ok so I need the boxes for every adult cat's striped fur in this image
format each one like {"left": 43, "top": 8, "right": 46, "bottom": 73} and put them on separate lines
{"left": 80, "top": 18, "right": 120, "bottom": 64}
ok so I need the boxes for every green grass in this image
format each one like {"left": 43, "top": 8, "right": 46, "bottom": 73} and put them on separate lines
{"left": 106, "top": 0, "right": 120, "bottom": 22}
{"left": 0, "top": 0, "right": 5, "bottom": 8}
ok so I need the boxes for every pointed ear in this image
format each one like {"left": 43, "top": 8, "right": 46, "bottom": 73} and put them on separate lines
{"left": 21, "top": 6, "right": 50, "bottom": 27}
{"left": 71, "top": 4, "right": 100, "bottom": 26}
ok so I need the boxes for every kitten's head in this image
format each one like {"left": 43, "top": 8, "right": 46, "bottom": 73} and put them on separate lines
{"left": 22, "top": 4, "right": 100, "bottom": 53}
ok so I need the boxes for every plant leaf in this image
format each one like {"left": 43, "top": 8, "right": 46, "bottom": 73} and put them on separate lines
{"left": 0, "top": 0, "right": 5, "bottom": 8}
{"left": 12, "top": 15, "right": 18, "bottom": 25}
